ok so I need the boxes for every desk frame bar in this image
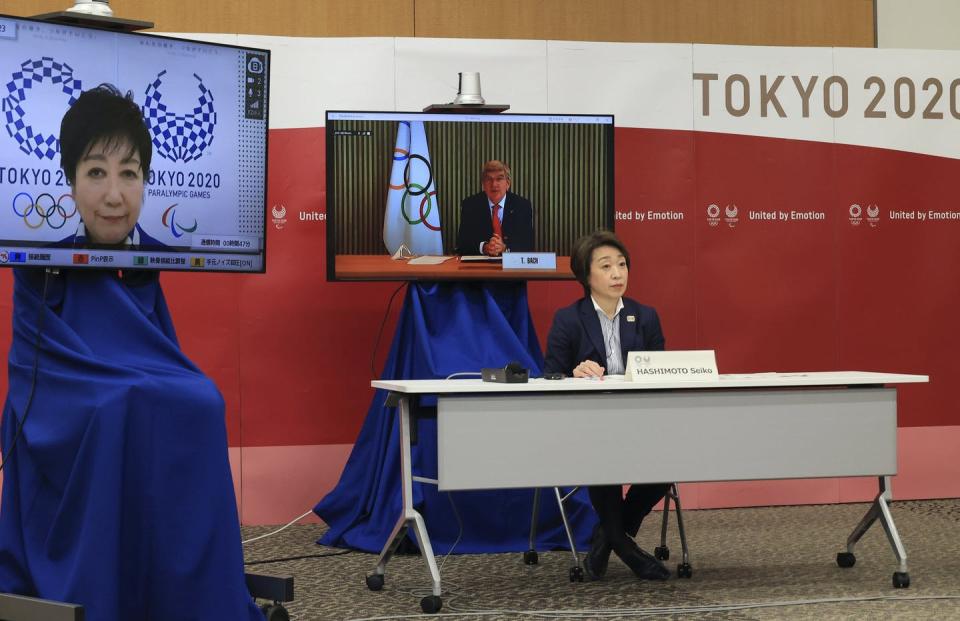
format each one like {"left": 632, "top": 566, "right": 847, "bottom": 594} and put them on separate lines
{"left": 847, "top": 475, "right": 908, "bottom": 573}
{"left": 371, "top": 395, "right": 442, "bottom": 597}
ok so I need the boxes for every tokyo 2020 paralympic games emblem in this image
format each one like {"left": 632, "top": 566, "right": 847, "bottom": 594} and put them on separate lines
{"left": 161, "top": 203, "right": 198, "bottom": 238}
{"left": 142, "top": 70, "right": 217, "bottom": 163}
{"left": 271, "top": 204, "right": 287, "bottom": 230}
{"left": 2, "top": 57, "right": 83, "bottom": 160}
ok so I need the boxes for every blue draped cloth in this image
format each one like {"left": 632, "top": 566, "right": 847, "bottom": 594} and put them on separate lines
{"left": 0, "top": 269, "right": 262, "bottom": 621}
{"left": 315, "top": 282, "right": 595, "bottom": 554}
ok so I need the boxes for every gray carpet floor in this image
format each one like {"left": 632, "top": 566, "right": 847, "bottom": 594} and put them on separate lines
{"left": 240, "top": 499, "right": 960, "bottom": 620}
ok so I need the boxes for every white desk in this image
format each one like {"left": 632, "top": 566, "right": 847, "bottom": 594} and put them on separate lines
{"left": 366, "top": 371, "right": 928, "bottom": 613}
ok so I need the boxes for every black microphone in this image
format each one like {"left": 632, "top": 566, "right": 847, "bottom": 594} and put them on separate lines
{"left": 481, "top": 361, "right": 529, "bottom": 383}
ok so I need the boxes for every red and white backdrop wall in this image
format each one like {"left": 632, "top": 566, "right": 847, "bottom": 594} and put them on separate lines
{"left": 3, "top": 36, "right": 959, "bottom": 524}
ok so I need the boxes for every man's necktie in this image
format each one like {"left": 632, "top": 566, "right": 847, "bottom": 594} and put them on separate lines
{"left": 492, "top": 203, "right": 503, "bottom": 238}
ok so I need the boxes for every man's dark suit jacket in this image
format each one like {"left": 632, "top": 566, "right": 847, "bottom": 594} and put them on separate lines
{"left": 455, "top": 191, "right": 534, "bottom": 255}
{"left": 544, "top": 296, "right": 665, "bottom": 375}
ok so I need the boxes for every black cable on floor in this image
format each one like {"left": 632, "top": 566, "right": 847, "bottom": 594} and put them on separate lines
{"left": 245, "top": 550, "right": 353, "bottom": 566}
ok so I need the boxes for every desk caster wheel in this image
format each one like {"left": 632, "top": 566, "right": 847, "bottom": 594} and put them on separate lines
{"left": 421, "top": 595, "right": 443, "bottom": 613}
{"left": 654, "top": 545, "right": 670, "bottom": 560}
{"left": 523, "top": 549, "right": 539, "bottom": 565}
{"left": 893, "top": 572, "right": 910, "bottom": 588}
{"left": 259, "top": 603, "right": 289, "bottom": 621}
{"left": 569, "top": 566, "right": 584, "bottom": 582}
{"left": 836, "top": 552, "right": 856, "bottom": 568}
{"left": 366, "top": 573, "right": 384, "bottom": 591}
{"left": 677, "top": 563, "right": 693, "bottom": 578}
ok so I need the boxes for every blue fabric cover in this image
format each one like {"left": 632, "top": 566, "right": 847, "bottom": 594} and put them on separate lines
{"left": 315, "top": 282, "right": 596, "bottom": 554}
{"left": 0, "top": 269, "right": 262, "bottom": 621}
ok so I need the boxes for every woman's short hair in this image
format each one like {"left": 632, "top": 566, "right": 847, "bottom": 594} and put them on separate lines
{"left": 59, "top": 83, "right": 152, "bottom": 186}
{"left": 481, "top": 160, "right": 512, "bottom": 184}
{"left": 570, "top": 230, "right": 631, "bottom": 295}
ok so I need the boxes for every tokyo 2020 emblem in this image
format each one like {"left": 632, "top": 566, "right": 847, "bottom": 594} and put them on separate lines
{"left": 142, "top": 70, "right": 217, "bottom": 163}
{"left": 2, "top": 57, "right": 83, "bottom": 160}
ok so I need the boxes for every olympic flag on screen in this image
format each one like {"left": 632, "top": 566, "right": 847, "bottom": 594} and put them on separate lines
{"left": 383, "top": 121, "right": 442, "bottom": 255}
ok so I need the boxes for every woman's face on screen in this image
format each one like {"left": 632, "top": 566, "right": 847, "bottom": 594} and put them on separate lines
{"left": 72, "top": 139, "right": 144, "bottom": 244}
{"left": 588, "top": 245, "right": 629, "bottom": 303}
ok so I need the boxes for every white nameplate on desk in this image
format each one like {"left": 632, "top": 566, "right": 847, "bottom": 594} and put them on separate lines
{"left": 502, "top": 252, "right": 557, "bottom": 270}
{"left": 625, "top": 350, "right": 719, "bottom": 383}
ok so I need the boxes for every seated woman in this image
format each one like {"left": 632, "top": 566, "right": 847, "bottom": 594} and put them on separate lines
{"left": 544, "top": 230, "right": 671, "bottom": 581}
{"left": 0, "top": 85, "right": 263, "bottom": 619}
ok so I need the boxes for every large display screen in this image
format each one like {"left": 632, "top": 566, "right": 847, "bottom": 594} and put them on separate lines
{"left": 0, "top": 14, "right": 269, "bottom": 273}
{"left": 326, "top": 110, "right": 614, "bottom": 281}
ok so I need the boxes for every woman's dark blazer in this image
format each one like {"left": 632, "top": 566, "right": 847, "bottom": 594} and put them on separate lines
{"left": 544, "top": 296, "right": 665, "bottom": 375}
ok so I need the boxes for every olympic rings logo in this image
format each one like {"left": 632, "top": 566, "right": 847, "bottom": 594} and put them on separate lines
{"left": 389, "top": 122, "right": 440, "bottom": 231}
{"left": 400, "top": 183, "right": 440, "bottom": 231}
{"left": 12, "top": 192, "right": 77, "bottom": 229}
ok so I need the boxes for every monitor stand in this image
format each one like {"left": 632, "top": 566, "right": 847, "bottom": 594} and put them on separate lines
{"left": 31, "top": 11, "right": 154, "bottom": 32}
{"left": 422, "top": 103, "right": 510, "bottom": 114}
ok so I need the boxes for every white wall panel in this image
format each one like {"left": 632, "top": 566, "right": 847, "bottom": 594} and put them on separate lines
{"left": 546, "top": 41, "right": 693, "bottom": 130}
{"left": 395, "top": 38, "right": 547, "bottom": 113}
{"left": 239, "top": 36, "right": 396, "bottom": 129}
{"left": 877, "top": 0, "right": 960, "bottom": 50}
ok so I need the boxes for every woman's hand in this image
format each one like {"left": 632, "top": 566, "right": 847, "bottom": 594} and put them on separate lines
{"left": 572, "top": 360, "right": 605, "bottom": 379}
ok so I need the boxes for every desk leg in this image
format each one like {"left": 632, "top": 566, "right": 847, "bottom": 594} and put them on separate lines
{"left": 366, "top": 396, "right": 444, "bottom": 613}
{"left": 554, "top": 487, "right": 584, "bottom": 581}
{"left": 838, "top": 475, "right": 910, "bottom": 588}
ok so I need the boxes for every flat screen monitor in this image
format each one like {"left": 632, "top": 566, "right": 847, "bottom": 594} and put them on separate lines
{"left": 326, "top": 110, "right": 614, "bottom": 281}
{"left": 0, "top": 14, "right": 269, "bottom": 273}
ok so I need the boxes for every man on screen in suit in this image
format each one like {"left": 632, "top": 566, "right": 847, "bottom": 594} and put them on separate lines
{"left": 455, "top": 160, "right": 534, "bottom": 256}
